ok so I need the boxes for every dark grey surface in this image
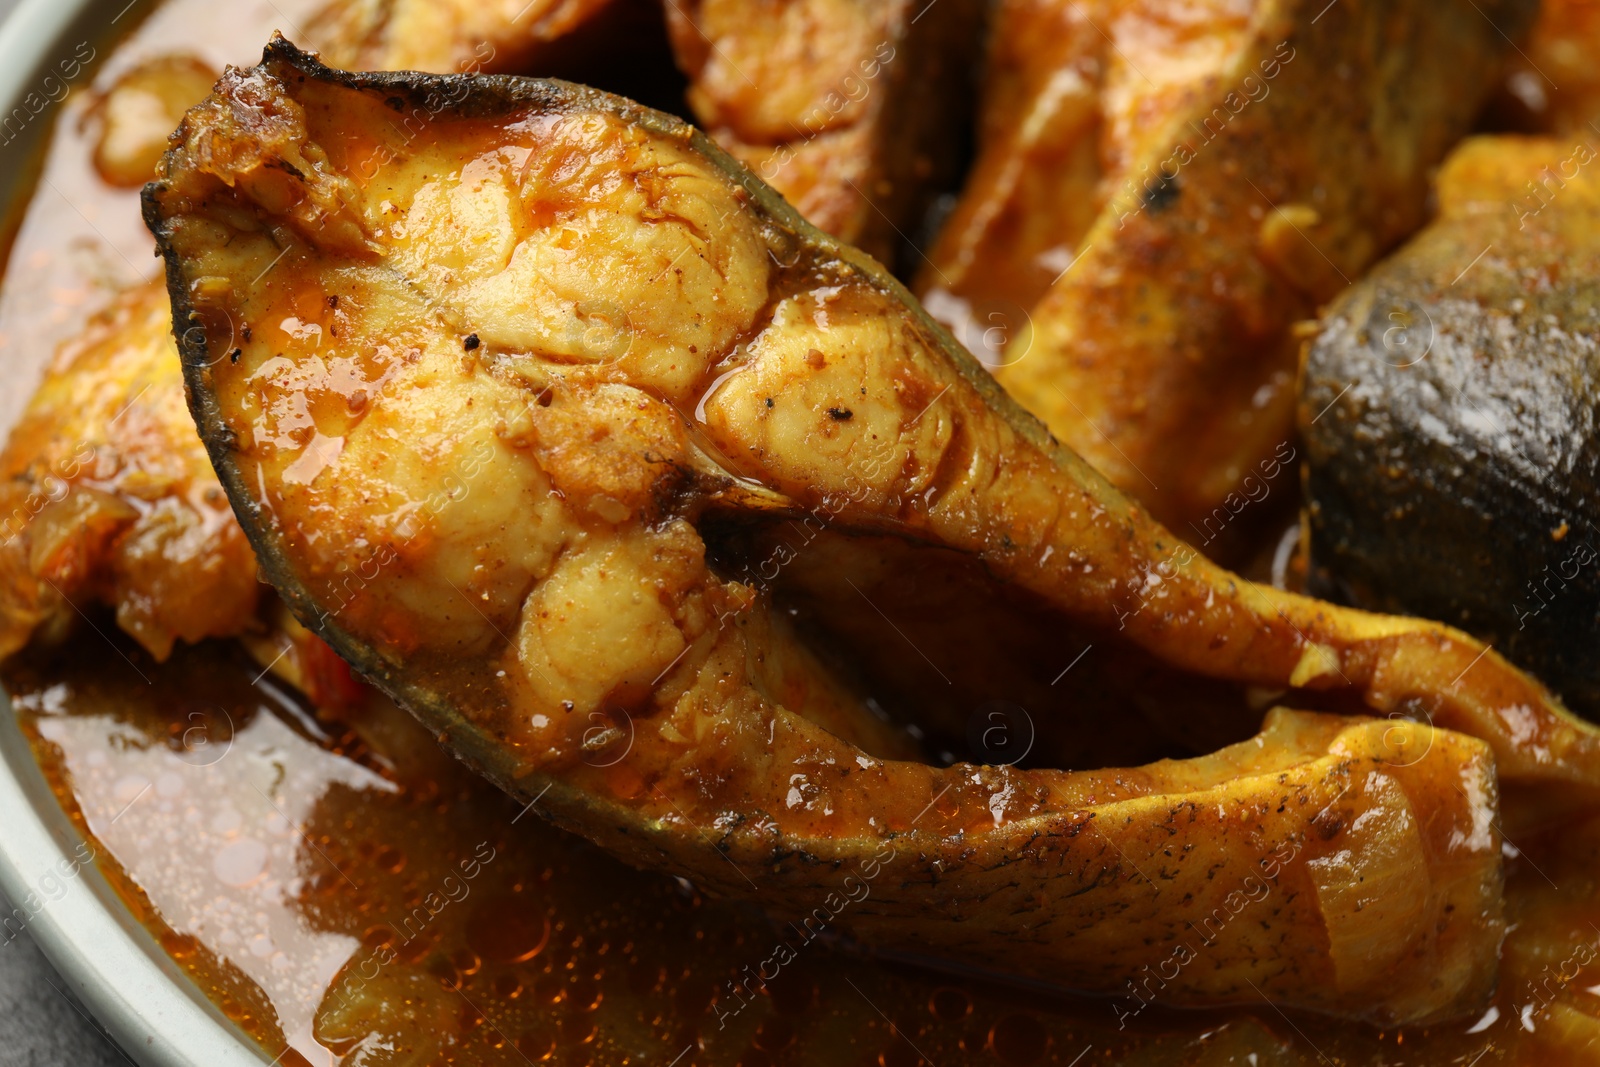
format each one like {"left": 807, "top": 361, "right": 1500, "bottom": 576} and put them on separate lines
{"left": 0, "top": 889, "right": 131, "bottom": 1066}
{"left": 0, "top": 0, "right": 139, "bottom": 1059}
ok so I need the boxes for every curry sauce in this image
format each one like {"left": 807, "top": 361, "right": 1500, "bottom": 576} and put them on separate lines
{"left": 4, "top": 0, "right": 1600, "bottom": 1063}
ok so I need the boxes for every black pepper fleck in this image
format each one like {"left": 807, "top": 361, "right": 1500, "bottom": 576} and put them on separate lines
{"left": 827, "top": 407, "right": 853, "bottom": 421}
{"left": 463, "top": 333, "right": 481, "bottom": 351}
{"left": 1142, "top": 174, "right": 1180, "bottom": 213}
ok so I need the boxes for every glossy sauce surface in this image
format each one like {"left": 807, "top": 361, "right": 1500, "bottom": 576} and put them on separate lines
{"left": 10, "top": 640, "right": 1600, "bottom": 1065}
{"left": 3, "top": 0, "right": 1600, "bottom": 1063}
{"left": 0, "top": 0, "right": 327, "bottom": 432}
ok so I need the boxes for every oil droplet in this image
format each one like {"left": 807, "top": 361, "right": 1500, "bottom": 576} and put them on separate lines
{"left": 560, "top": 1015, "right": 596, "bottom": 1045}
{"left": 397, "top": 930, "right": 434, "bottom": 964}
{"left": 753, "top": 1017, "right": 795, "bottom": 1051}
{"left": 113, "top": 774, "right": 151, "bottom": 804}
{"left": 516, "top": 1031, "right": 555, "bottom": 1061}
{"left": 569, "top": 977, "right": 603, "bottom": 1011}
{"left": 213, "top": 837, "right": 268, "bottom": 887}
{"left": 160, "top": 930, "right": 199, "bottom": 961}
{"left": 990, "top": 1013, "right": 1050, "bottom": 1066}
{"left": 535, "top": 974, "right": 567, "bottom": 1005}
{"left": 628, "top": 961, "right": 664, "bottom": 995}
{"left": 467, "top": 897, "right": 550, "bottom": 963}
{"left": 428, "top": 955, "right": 461, "bottom": 990}
{"left": 929, "top": 987, "right": 971, "bottom": 1022}
{"left": 209, "top": 805, "right": 241, "bottom": 835}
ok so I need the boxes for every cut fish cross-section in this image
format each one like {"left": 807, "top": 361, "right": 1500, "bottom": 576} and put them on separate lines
{"left": 146, "top": 38, "right": 1597, "bottom": 1023}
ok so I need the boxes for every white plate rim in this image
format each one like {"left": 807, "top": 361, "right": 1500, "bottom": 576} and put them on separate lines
{"left": 0, "top": 0, "right": 273, "bottom": 1062}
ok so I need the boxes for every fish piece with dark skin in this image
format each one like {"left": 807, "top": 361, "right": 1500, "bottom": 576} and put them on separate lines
{"left": 664, "top": 0, "right": 985, "bottom": 271}
{"left": 1302, "top": 135, "right": 1600, "bottom": 721}
{"left": 920, "top": 0, "right": 1537, "bottom": 535}
{"left": 0, "top": 0, "right": 670, "bottom": 688}
{"left": 145, "top": 39, "right": 1600, "bottom": 1022}
{"left": 306, "top": 0, "right": 691, "bottom": 115}
{"left": 307, "top": 0, "right": 616, "bottom": 76}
